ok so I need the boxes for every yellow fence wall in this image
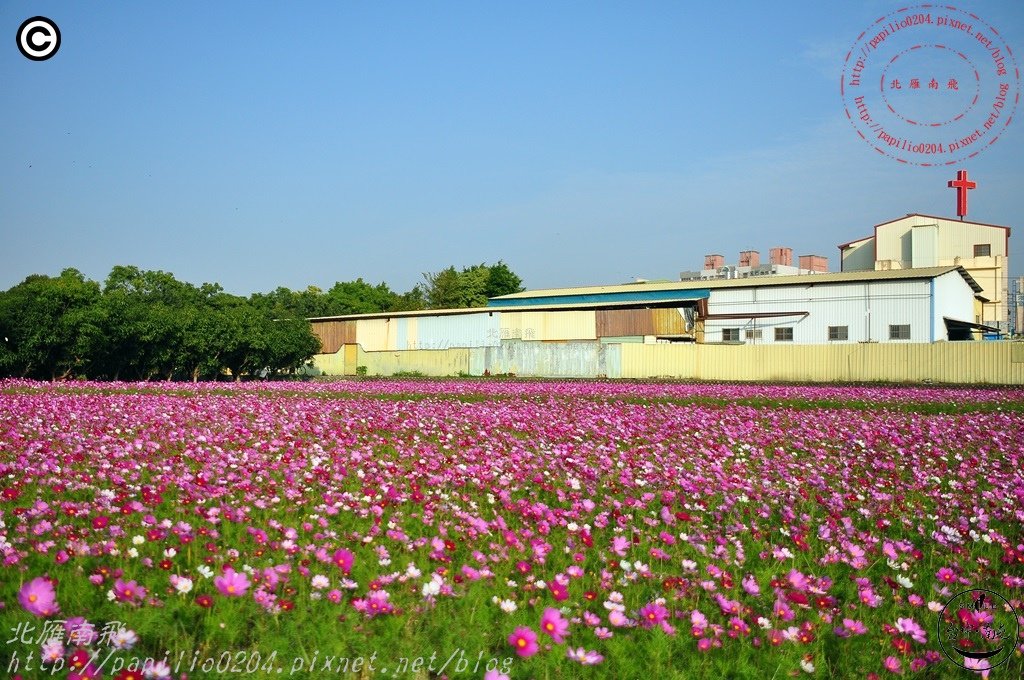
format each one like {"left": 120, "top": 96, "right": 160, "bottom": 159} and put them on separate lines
{"left": 619, "top": 342, "right": 1024, "bottom": 384}
{"left": 356, "top": 347, "right": 470, "bottom": 377}
{"left": 313, "top": 341, "right": 1024, "bottom": 384}
{"left": 311, "top": 345, "right": 359, "bottom": 375}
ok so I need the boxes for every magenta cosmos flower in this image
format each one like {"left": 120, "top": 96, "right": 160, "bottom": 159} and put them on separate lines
{"left": 332, "top": 548, "right": 354, "bottom": 575}
{"left": 18, "top": 577, "right": 60, "bottom": 617}
{"left": 638, "top": 602, "right": 669, "bottom": 628}
{"left": 113, "top": 578, "right": 147, "bottom": 604}
{"left": 540, "top": 607, "right": 570, "bottom": 643}
{"left": 508, "top": 626, "right": 539, "bottom": 657}
{"left": 214, "top": 567, "right": 251, "bottom": 597}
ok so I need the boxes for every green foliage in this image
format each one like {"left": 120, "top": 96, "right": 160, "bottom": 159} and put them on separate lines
{"left": 0, "top": 260, "right": 526, "bottom": 381}
{"left": 0, "top": 267, "right": 320, "bottom": 382}
{"left": 0, "top": 268, "right": 103, "bottom": 380}
{"left": 355, "top": 365, "right": 368, "bottom": 377}
{"left": 422, "top": 261, "right": 523, "bottom": 309}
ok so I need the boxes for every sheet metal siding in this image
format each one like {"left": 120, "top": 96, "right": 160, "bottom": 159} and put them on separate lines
{"left": 841, "top": 239, "right": 875, "bottom": 271}
{"left": 356, "top": 318, "right": 397, "bottom": 352}
{"left": 395, "top": 317, "right": 419, "bottom": 350}
{"left": 912, "top": 225, "right": 938, "bottom": 268}
{"left": 619, "top": 343, "right": 1024, "bottom": 384}
{"left": 594, "top": 309, "right": 688, "bottom": 337}
{"left": 483, "top": 340, "right": 609, "bottom": 377}
{"left": 357, "top": 347, "right": 470, "bottom": 376}
{"left": 652, "top": 308, "right": 690, "bottom": 335}
{"left": 310, "top": 320, "right": 357, "bottom": 354}
{"left": 705, "top": 280, "right": 931, "bottom": 344}
{"left": 500, "top": 311, "right": 596, "bottom": 341}
{"left": 595, "top": 309, "right": 648, "bottom": 336}
{"left": 932, "top": 270, "right": 976, "bottom": 340}
{"left": 414, "top": 313, "right": 501, "bottom": 349}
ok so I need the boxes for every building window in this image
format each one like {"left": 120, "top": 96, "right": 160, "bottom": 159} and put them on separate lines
{"left": 889, "top": 324, "right": 911, "bottom": 340}
{"left": 973, "top": 244, "right": 991, "bottom": 257}
{"left": 744, "top": 329, "right": 762, "bottom": 340}
{"left": 828, "top": 325, "right": 849, "bottom": 341}
{"left": 774, "top": 327, "right": 794, "bottom": 342}
{"left": 722, "top": 328, "right": 740, "bottom": 342}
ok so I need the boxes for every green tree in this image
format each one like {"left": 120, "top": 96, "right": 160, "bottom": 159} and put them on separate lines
{"left": 485, "top": 260, "right": 524, "bottom": 298}
{"left": 0, "top": 269, "right": 103, "bottom": 380}
{"left": 422, "top": 262, "right": 524, "bottom": 309}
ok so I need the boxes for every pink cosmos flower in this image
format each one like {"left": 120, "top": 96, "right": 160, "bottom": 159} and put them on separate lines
{"left": 40, "top": 637, "right": 65, "bottom": 664}
{"left": 333, "top": 548, "right": 354, "bottom": 575}
{"left": 964, "top": 656, "right": 991, "bottom": 678}
{"left": 18, "top": 577, "right": 60, "bottom": 617}
{"left": 611, "top": 536, "right": 629, "bottom": 556}
{"left": 639, "top": 602, "right": 669, "bottom": 628}
{"left": 508, "top": 626, "right": 539, "bottom": 657}
{"left": 773, "top": 599, "right": 795, "bottom": 621}
{"left": 883, "top": 656, "right": 902, "bottom": 674}
{"left": 567, "top": 647, "right": 604, "bottom": 665}
{"left": 936, "top": 567, "right": 956, "bottom": 584}
{"left": 608, "top": 609, "right": 630, "bottom": 627}
{"left": 540, "top": 607, "right": 570, "bottom": 643}
{"left": 895, "top": 617, "right": 927, "bottom": 644}
{"left": 214, "top": 567, "right": 250, "bottom": 597}
{"left": 594, "top": 626, "right": 613, "bottom": 640}
{"left": 859, "top": 586, "right": 882, "bottom": 608}
{"left": 842, "top": 618, "right": 868, "bottom": 635}
{"left": 697, "top": 638, "right": 713, "bottom": 652}
{"left": 788, "top": 569, "right": 809, "bottom": 592}
{"left": 549, "top": 579, "right": 569, "bottom": 602}
{"left": 741, "top": 574, "right": 760, "bottom": 596}
{"left": 113, "top": 578, "right": 147, "bottom": 604}
{"left": 484, "top": 671, "right": 510, "bottom": 680}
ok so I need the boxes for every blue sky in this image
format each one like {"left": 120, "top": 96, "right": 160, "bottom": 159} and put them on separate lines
{"left": 2, "top": 1, "right": 1022, "bottom": 295}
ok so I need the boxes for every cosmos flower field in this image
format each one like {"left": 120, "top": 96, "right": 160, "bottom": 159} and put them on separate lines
{"left": 1, "top": 379, "right": 1023, "bottom": 679}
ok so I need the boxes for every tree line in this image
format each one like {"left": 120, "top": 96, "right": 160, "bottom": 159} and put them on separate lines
{"left": 0, "top": 262, "right": 523, "bottom": 381}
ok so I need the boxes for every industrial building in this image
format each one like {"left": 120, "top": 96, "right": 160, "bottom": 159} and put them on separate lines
{"left": 307, "top": 265, "right": 1002, "bottom": 380}
{"left": 838, "top": 214, "right": 1010, "bottom": 331}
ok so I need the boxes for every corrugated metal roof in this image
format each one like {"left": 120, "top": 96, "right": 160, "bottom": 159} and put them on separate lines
{"left": 308, "top": 298, "right": 703, "bottom": 322}
{"left": 489, "top": 266, "right": 982, "bottom": 299}
{"left": 487, "top": 287, "right": 710, "bottom": 308}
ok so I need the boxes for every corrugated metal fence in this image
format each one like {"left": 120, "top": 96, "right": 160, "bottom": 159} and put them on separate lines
{"left": 313, "top": 341, "right": 1024, "bottom": 384}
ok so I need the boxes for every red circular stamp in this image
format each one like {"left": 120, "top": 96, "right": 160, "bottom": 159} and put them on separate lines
{"left": 841, "top": 5, "right": 1020, "bottom": 166}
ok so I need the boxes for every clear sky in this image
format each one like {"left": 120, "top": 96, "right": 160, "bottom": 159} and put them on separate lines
{"left": 2, "top": 1, "right": 1022, "bottom": 295}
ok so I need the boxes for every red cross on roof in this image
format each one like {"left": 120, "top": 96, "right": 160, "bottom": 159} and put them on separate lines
{"left": 947, "top": 170, "right": 976, "bottom": 219}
